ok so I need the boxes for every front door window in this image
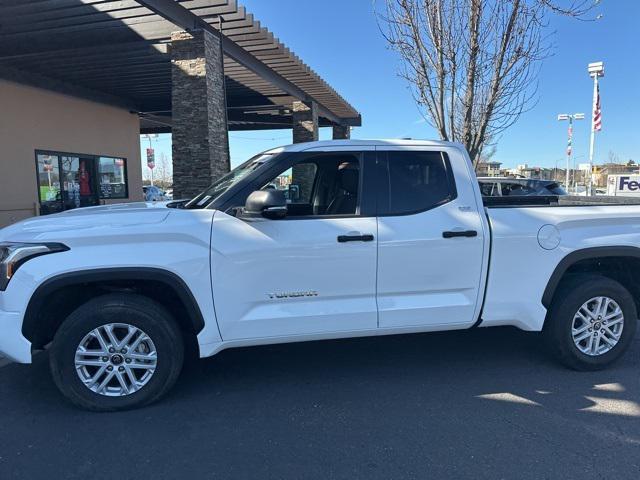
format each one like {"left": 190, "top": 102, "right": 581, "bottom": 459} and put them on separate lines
{"left": 261, "top": 154, "right": 361, "bottom": 217}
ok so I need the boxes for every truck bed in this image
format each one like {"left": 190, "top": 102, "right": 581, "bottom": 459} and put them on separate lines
{"left": 480, "top": 199, "right": 640, "bottom": 331}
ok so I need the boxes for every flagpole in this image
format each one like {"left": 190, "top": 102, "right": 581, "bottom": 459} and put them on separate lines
{"left": 587, "top": 77, "right": 598, "bottom": 195}
{"left": 587, "top": 61, "right": 604, "bottom": 196}
{"left": 558, "top": 113, "right": 584, "bottom": 194}
{"left": 567, "top": 116, "right": 573, "bottom": 192}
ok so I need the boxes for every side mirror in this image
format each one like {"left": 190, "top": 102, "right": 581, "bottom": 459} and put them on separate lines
{"left": 244, "top": 190, "right": 287, "bottom": 219}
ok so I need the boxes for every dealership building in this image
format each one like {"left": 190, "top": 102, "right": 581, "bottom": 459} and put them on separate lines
{"left": 0, "top": 0, "right": 360, "bottom": 228}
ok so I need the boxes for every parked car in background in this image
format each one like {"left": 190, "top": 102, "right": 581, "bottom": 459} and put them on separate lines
{"left": 568, "top": 186, "right": 606, "bottom": 196}
{"left": 479, "top": 177, "right": 567, "bottom": 196}
{"left": 143, "top": 185, "right": 166, "bottom": 202}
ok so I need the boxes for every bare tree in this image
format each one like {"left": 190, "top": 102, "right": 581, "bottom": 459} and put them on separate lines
{"left": 155, "top": 152, "right": 173, "bottom": 189}
{"left": 377, "top": 0, "right": 598, "bottom": 165}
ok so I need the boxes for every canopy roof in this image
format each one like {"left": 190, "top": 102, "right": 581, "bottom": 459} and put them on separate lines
{"left": 0, "top": 0, "right": 361, "bottom": 132}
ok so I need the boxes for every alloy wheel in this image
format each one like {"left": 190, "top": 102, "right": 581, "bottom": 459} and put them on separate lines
{"left": 571, "top": 296, "right": 624, "bottom": 356}
{"left": 74, "top": 323, "right": 157, "bottom": 396}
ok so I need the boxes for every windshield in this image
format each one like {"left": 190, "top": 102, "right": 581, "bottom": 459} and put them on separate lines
{"left": 545, "top": 183, "right": 567, "bottom": 195}
{"left": 184, "top": 153, "right": 274, "bottom": 209}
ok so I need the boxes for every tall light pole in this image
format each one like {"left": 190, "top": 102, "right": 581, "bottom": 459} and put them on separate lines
{"left": 141, "top": 133, "right": 158, "bottom": 186}
{"left": 558, "top": 113, "right": 584, "bottom": 193}
{"left": 587, "top": 61, "right": 604, "bottom": 195}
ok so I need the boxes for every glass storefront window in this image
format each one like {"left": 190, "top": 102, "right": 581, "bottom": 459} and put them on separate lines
{"left": 60, "top": 156, "right": 99, "bottom": 209}
{"left": 36, "top": 153, "right": 63, "bottom": 215}
{"left": 35, "top": 150, "right": 128, "bottom": 215}
{"left": 98, "top": 157, "right": 128, "bottom": 199}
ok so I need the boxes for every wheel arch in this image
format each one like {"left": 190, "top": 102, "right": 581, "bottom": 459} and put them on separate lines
{"left": 23, "top": 267, "right": 205, "bottom": 349}
{"left": 542, "top": 246, "right": 640, "bottom": 309}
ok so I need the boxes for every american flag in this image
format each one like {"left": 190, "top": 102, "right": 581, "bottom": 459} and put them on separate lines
{"left": 593, "top": 85, "right": 602, "bottom": 132}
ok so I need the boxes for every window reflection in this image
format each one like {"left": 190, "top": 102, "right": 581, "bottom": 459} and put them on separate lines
{"left": 35, "top": 150, "right": 128, "bottom": 215}
{"left": 37, "top": 154, "right": 63, "bottom": 215}
{"left": 98, "top": 157, "right": 127, "bottom": 199}
{"left": 60, "top": 156, "right": 98, "bottom": 209}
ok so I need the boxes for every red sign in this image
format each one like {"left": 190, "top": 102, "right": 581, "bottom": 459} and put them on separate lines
{"left": 146, "top": 148, "right": 155, "bottom": 170}
{"left": 42, "top": 156, "right": 53, "bottom": 172}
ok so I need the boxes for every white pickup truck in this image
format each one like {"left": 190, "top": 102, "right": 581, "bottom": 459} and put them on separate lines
{"left": 1, "top": 139, "right": 639, "bottom": 411}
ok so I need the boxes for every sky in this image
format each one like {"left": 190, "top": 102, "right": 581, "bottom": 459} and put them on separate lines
{"left": 140, "top": 0, "right": 640, "bottom": 179}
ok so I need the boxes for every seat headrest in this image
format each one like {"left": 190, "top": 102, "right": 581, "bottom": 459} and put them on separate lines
{"left": 338, "top": 162, "right": 359, "bottom": 194}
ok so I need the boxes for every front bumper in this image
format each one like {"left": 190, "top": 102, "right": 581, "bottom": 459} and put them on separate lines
{"left": 0, "top": 309, "right": 32, "bottom": 363}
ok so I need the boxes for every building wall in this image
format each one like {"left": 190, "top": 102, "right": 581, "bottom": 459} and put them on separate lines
{"left": 0, "top": 79, "right": 143, "bottom": 228}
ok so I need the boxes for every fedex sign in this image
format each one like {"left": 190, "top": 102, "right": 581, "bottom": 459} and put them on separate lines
{"left": 619, "top": 176, "right": 640, "bottom": 191}
{"left": 607, "top": 175, "right": 640, "bottom": 196}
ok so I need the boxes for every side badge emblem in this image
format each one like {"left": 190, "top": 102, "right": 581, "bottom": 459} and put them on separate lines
{"left": 268, "top": 291, "right": 318, "bottom": 299}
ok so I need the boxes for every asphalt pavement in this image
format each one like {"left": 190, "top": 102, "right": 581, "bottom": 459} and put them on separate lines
{"left": 0, "top": 326, "right": 639, "bottom": 479}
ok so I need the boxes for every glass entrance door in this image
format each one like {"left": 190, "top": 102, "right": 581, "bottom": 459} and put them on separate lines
{"left": 60, "top": 155, "right": 100, "bottom": 210}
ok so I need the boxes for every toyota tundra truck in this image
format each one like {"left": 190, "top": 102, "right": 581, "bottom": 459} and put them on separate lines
{"left": 1, "top": 139, "right": 639, "bottom": 411}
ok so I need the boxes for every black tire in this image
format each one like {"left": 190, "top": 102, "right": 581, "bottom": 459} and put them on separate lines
{"left": 543, "top": 274, "right": 637, "bottom": 370}
{"left": 50, "top": 294, "right": 184, "bottom": 411}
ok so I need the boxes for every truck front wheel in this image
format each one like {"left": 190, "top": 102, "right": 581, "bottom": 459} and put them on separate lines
{"left": 49, "top": 294, "right": 184, "bottom": 411}
{"left": 544, "top": 274, "right": 637, "bottom": 370}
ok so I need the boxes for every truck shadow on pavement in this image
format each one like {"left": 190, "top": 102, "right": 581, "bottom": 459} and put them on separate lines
{"left": 1, "top": 326, "right": 639, "bottom": 479}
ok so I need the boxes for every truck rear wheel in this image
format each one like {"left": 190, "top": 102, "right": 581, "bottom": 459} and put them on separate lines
{"left": 49, "top": 294, "right": 184, "bottom": 411}
{"left": 544, "top": 274, "right": 637, "bottom": 370}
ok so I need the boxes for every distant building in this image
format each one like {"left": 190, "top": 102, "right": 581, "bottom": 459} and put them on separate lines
{"left": 592, "top": 163, "right": 640, "bottom": 188}
{"left": 480, "top": 159, "right": 638, "bottom": 189}
{"left": 476, "top": 161, "right": 503, "bottom": 177}
{"left": 578, "top": 163, "right": 592, "bottom": 172}
{"left": 513, "top": 165, "right": 557, "bottom": 180}
{"left": 600, "top": 163, "right": 639, "bottom": 176}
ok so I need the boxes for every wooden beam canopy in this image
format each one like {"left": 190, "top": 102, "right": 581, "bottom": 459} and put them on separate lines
{"left": 0, "top": 0, "right": 361, "bottom": 131}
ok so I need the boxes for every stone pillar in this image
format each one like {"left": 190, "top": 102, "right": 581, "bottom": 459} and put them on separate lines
{"left": 170, "top": 30, "right": 230, "bottom": 200}
{"left": 332, "top": 124, "right": 351, "bottom": 140}
{"left": 292, "top": 100, "right": 318, "bottom": 143}
{"left": 291, "top": 100, "right": 319, "bottom": 200}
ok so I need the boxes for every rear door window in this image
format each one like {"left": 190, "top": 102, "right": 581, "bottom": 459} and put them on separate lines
{"left": 379, "top": 151, "right": 456, "bottom": 215}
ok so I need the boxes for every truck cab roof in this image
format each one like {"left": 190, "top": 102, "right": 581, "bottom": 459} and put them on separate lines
{"left": 264, "top": 138, "right": 463, "bottom": 154}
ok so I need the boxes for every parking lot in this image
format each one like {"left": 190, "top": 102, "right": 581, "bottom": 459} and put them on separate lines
{"left": 1, "top": 326, "right": 639, "bottom": 479}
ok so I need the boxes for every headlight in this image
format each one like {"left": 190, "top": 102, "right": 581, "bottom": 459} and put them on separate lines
{"left": 0, "top": 242, "right": 69, "bottom": 291}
